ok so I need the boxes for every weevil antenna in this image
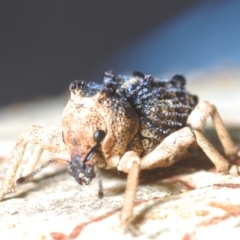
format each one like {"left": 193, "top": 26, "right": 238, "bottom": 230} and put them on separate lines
{"left": 83, "top": 129, "right": 106, "bottom": 164}
{"left": 16, "top": 158, "right": 70, "bottom": 184}
{"left": 94, "top": 162, "right": 104, "bottom": 199}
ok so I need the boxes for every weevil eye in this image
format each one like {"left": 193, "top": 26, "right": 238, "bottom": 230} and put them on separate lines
{"left": 94, "top": 130, "right": 106, "bottom": 145}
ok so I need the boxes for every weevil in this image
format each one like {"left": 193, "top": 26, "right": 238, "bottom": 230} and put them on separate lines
{"left": 1, "top": 70, "right": 239, "bottom": 225}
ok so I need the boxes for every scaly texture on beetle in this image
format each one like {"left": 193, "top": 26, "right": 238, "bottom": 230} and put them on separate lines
{"left": 56, "top": 70, "right": 198, "bottom": 185}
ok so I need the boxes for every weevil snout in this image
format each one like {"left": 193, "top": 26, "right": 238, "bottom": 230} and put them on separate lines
{"left": 68, "top": 130, "right": 106, "bottom": 186}
{"left": 68, "top": 154, "right": 96, "bottom": 185}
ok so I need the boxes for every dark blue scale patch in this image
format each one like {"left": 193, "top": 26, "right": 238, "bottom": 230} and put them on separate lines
{"left": 111, "top": 72, "right": 198, "bottom": 145}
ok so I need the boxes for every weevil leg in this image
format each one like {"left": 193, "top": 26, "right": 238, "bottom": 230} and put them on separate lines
{"left": 140, "top": 127, "right": 195, "bottom": 170}
{"left": 187, "top": 100, "right": 239, "bottom": 156}
{"left": 192, "top": 129, "right": 239, "bottom": 175}
{"left": 116, "top": 102, "right": 240, "bottom": 228}
{"left": 138, "top": 126, "right": 238, "bottom": 175}
{"left": 117, "top": 151, "right": 140, "bottom": 227}
{"left": 117, "top": 127, "right": 196, "bottom": 227}
{"left": 20, "top": 145, "right": 44, "bottom": 177}
{"left": 192, "top": 129, "right": 230, "bottom": 172}
{"left": 0, "top": 125, "right": 68, "bottom": 200}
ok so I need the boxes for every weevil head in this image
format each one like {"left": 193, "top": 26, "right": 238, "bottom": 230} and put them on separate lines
{"left": 62, "top": 76, "right": 139, "bottom": 185}
{"left": 67, "top": 130, "right": 106, "bottom": 185}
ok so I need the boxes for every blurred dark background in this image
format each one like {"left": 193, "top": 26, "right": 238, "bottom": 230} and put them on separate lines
{"left": 1, "top": 0, "right": 240, "bottom": 107}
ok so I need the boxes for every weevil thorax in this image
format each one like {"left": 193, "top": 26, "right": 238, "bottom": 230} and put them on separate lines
{"left": 62, "top": 79, "right": 139, "bottom": 185}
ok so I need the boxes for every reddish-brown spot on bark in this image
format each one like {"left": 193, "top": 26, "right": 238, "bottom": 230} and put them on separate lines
{"left": 198, "top": 202, "right": 240, "bottom": 226}
{"left": 68, "top": 207, "right": 121, "bottom": 238}
{"left": 208, "top": 202, "right": 240, "bottom": 214}
{"left": 213, "top": 183, "right": 240, "bottom": 189}
{"left": 181, "top": 232, "right": 195, "bottom": 240}
{"left": 0, "top": 156, "right": 9, "bottom": 163}
{"left": 50, "top": 232, "right": 67, "bottom": 240}
{"left": 170, "top": 177, "right": 195, "bottom": 190}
